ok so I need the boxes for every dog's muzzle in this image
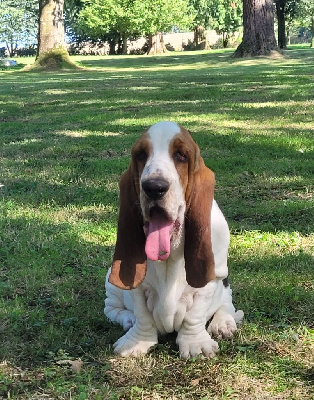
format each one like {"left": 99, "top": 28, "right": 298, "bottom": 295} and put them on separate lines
{"left": 142, "top": 178, "right": 170, "bottom": 200}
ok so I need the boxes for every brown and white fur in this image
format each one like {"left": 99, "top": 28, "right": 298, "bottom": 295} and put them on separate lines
{"left": 104, "top": 121, "right": 244, "bottom": 358}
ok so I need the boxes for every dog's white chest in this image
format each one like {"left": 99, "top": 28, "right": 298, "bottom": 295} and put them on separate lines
{"left": 144, "top": 284, "right": 194, "bottom": 334}
{"left": 143, "top": 257, "right": 193, "bottom": 334}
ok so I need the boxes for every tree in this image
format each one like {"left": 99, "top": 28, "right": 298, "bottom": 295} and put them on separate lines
{"left": 38, "top": 0, "right": 65, "bottom": 55}
{"left": 142, "top": 0, "right": 193, "bottom": 54}
{"left": 77, "top": 0, "right": 193, "bottom": 54}
{"left": 275, "top": 0, "right": 287, "bottom": 49}
{"left": 189, "top": 0, "right": 211, "bottom": 49}
{"left": 293, "top": 0, "right": 314, "bottom": 47}
{"left": 233, "top": 0, "right": 278, "bottom": 57}
{"left": 208, "top": 0, "right": 242, "bottom": 48}
{"left": 0, "top": 0, "right": 38, "bottom": 56}
{"left": 77, "top": 0, "right": 139, "bottom": 54}
{"left": 32, "top": 0, "right": 78, "bottom": 70}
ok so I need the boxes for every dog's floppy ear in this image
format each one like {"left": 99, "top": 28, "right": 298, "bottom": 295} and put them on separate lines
{"left": 184, "top": 156, "right": 216, "bottom": 288}
{"left": 108, "top": 166, "right": 147, "bottom": 290}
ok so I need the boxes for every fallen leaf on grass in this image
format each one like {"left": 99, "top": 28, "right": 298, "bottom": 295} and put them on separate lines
{"left": 56, "top": 358, "right": 83, "bottom": 373}
{"left": 190, "top": 364, "right": 220, "bottom": 386}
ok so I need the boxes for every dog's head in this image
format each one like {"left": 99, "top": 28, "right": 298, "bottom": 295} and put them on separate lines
{"left": 109, "top": 121, "right": 216, "bottom": 289}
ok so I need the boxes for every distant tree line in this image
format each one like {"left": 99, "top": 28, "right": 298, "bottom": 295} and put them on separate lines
{"left": 0, "top": 0, "right": 313, "bottom": 59}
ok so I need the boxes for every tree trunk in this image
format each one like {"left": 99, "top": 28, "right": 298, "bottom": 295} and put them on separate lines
{"left": 147, "top": 32, "right": 167, "bottom": 55}
{"left": 32, "top": 0, "right": 78, "bottom": 70}
{"left": 108, "top": 37, "right": 117, "bottom": 55}
{"left": 276, "top": 0, "right": 287, "bottom": 49}
{"left": 222, "top": 32, "right": 229, "bottom": 48}
{"left": 122, "top": 34, "right": 128, "bottom": 55}
{"left": 233, "top": 0, "right": 278, "bottom": 57}
{"left": 194, "top": 25, "right": 204, "bottom": 46}
{"left": 286, "top": 23, "right": 291, "bottom": 45}
{"left": 38, "top": 0, "right": 65, "bottom": 56}
{"left": 193, "top": 25, "right": 210, "bottom": 50}
{"left": 311, "top": 16, "right": 314, "bottom": 48}
{"left": 7, "top": 42, "right": 17, "bottom": 57}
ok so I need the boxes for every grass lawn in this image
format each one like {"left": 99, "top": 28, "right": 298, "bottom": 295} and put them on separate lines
{"left": 0, "top": 46, "right": 313, "bottom": 399}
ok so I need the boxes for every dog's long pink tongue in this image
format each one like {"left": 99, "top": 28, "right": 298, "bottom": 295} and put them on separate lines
{"left": 145, "top": 211, "right": 173, "bottom": 261}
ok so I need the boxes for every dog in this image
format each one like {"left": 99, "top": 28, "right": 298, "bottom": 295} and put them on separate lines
{"left": 104, "top": 121, "right": 243, "bottom": 358}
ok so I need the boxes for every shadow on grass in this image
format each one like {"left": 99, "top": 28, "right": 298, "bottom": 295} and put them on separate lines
{"left": 0, "top": 48, "right": 313, "bottom": 400}
{"left": 0, "top": 207, "right": 312, "bottom": 359}
{"left": 0, "top": 214, "right": 116, "bottom": 363}
{"left": 1, "top": 124, "right": 312, "bottom": 235}
{"left": 0, "top": 206, "right": 312, "bottom": 400}
{"left": 71, "top": 50, "right": 234, "bottom": 70}
{"left": 231, "top": 252, "right": 313, "bottom": 325}
{"left": 74, "top": 47, "right": 314, "bottom": 70}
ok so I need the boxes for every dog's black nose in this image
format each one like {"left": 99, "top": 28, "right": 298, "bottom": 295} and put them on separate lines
{"left": 142, "top": 178, "right": 170, "bottom": 200}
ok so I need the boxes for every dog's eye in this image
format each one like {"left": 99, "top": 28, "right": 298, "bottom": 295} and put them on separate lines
{"left": 174, "top": 151, "right": 188, "bottom": 163}
{"left": 136, "top": 150, "right": 147, "bottom": 162}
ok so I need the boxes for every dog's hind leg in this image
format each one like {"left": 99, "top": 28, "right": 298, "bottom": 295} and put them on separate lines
{"left": 207, "top": 284, "right": 244, "bottom": 339}
{"left": 104, "top": 270, "right": 136, "bottom": 331}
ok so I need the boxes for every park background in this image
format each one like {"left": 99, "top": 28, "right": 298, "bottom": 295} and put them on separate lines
{"left": 0, "top": 1, "right": 313, "bottom": 399}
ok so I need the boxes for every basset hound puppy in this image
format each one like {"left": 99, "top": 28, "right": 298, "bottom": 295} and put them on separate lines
{"left": 105, "top": 121, "right": 244, "bottom": 358}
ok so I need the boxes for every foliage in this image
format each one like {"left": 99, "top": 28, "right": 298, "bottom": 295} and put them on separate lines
{"left": 77, "top": 0, "right": 193, "bottom": 41}
{"left": 0, "top": 0, "right": 38, "bottom": 56}
{"left": 289, "top": 0, "right": 314, "bottom": 23}
{"left": 189, "top": 0, "right": 212, "bottom": 28}
{"left": 208, "top": 0, "right": 242, "bottom": 46}
{"left": 64, "top": 0, "right": 86, "bottom": 40}
{"left": 292, "top": 0, "right": 314, "bottom": 46}
{"left": 275, "top": 0, "right": 313, "bottom": 44}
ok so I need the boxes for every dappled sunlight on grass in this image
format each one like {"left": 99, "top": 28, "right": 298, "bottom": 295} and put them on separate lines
{"left": 230, "top": 230, "right": 312, "bottom": 256}
{"left": 0, "top": 46, "right": 313, "bottom": 399}
{"left": 55, "top": 129, "right": 121, "bottom": 137}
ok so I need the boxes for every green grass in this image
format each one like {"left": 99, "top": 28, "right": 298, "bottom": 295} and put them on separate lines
{"left": 0, "top": 46, "right": 313, "bottom": 399}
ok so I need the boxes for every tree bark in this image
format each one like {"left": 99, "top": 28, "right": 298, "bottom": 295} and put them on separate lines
{"left": 193, "top": 25, "right": 210, "bottom": 50}
{"left": 233, "top": 0, "right": 278, "bottom": 57}
{"left": 33, "top": 0, "right": 79, "bottom": 70}
{"left": 311, "top": 16, "right": 314, "bottom": 48}
{"left": 222, "top": 32, "right": 229, "bottom": 48}
{"left": 286, "top": 23, "right": 291, "bottom": 45}
{"left": 194, "top": 25, "right": 204, "bottom": 46}
{"left": 7, "top": 42, "right": 17, "bottom": 57}
{"left": 38, "top": 0, "right": 65, "bottom": 56}
{"left": 147, "top": 32, "right": 167, "bottom": 55}
{"left": 108, "top": 37, "right": 117, "bottom": 55}
{"left": 121, "top": 33, "right": 128, "bottom": 55}
{"left": 276, "top": 0, "right": 287, "bottom": 49}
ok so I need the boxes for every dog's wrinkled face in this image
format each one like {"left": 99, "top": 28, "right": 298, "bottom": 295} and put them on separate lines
{"left": 131, "top": 121, "right": 199, "bottom": 261}
{"left": 110, "top": 121, "right": 216, "bottom": 290}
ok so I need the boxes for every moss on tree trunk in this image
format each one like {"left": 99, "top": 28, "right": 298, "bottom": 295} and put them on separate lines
{"left": 29, "top": 47, "right": 80, "bottom": 71}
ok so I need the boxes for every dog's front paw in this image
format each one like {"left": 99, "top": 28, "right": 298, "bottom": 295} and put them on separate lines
{"left": 208, "top": 311, "right": 241, "bottom": 339}
{"left": 177, "top": 331, "right": 219, "bottom": 359}
{"left": 120, "top": 311, "right": 136, "bottom": 331}
{"left": 113, "top": 329, "right": 157, "bottom": 357}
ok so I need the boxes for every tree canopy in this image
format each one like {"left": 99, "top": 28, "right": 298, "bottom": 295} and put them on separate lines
{"left": 1, "top": 0, "right": 313, "bottom": 59}
{"left": 294, "top": 0, "right": 314, "bottom": 47}
{"left": 0, "top": 0, "right": 38, "bottom": 56}
{"left": 208, "top": 0, "right": 242, "bottom": 47}
{"left": 77, "top": 0, "right": 193, "bottom": 53}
